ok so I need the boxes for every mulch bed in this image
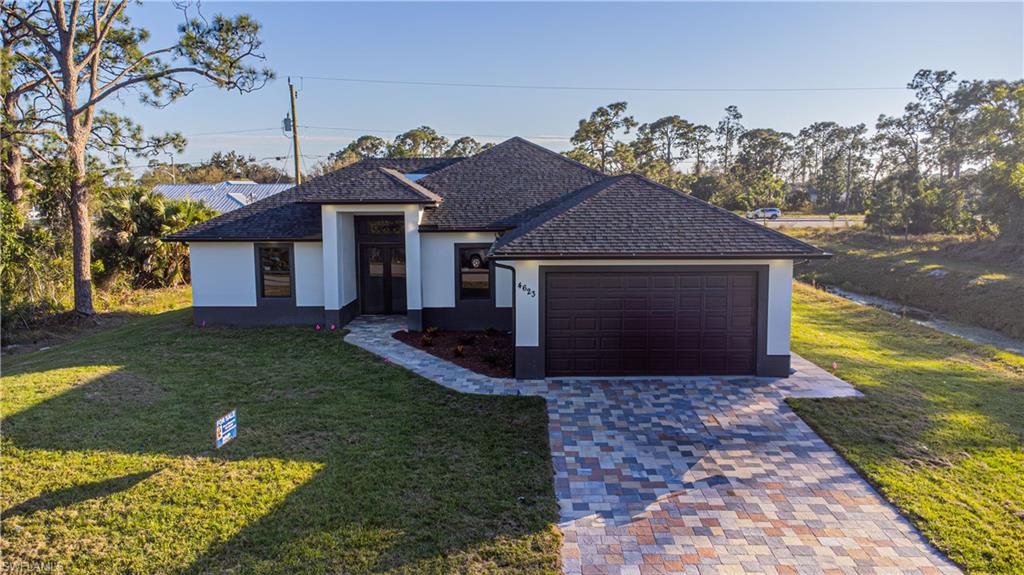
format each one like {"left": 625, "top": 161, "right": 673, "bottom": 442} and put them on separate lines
{"left": 393, "top": 329, "right": 514, "bottom": 378}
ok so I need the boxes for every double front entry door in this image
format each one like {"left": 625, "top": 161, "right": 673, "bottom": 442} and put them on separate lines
{"left": 359, "top": 245, "right": 407, "bottom": 314}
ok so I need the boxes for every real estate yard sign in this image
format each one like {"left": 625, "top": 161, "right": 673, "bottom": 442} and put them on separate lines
{"left": 215, "top": 410, "right": 237, "bottom": 448}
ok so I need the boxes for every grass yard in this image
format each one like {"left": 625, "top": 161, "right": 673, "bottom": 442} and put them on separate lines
{"left": 1, "top": 291, "right": 559, "bottom": 574}
{"left": 6, "top": 282, "right": 1023, "bottom": 574}
{"left": 789, "top": 283, "right": 1024, "bottom": 574}
{"left": 2, "top": 286, "right": 192, "bottom": 351}
{"left": 786, "top": 228, "right": 1024, "bottom": 339}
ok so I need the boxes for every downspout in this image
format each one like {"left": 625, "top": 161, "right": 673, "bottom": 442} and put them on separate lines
{"left": 493, "top": 261, "right": 517, "bottom": 379}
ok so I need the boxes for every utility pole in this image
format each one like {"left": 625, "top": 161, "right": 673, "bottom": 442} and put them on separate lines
{"left": 288, "top": 77, "right": 302, "bottom": 185}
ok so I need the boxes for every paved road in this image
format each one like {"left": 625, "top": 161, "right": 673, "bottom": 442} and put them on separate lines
{"left": 750, "top": 217, "right": 863, "bottom": 229}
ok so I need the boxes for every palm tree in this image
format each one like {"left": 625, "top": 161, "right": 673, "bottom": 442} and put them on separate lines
{"left": 95, "top": 188, "right": 216, "bottom": 287}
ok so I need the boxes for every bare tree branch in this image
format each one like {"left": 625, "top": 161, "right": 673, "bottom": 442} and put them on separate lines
{"left": 5, "top": 2, "right": 61, "bottom": 58}
{"left": 94, "top": 46, "right": 176, "bottom": 93}
{"left": 78, "top": 65, "right": 225, "bottom": 114}
{"left": 74, "top": 0, "right": 125, "bottom": 75}
{"left": 13, "top": 52, "right": 62, "bottom": 93}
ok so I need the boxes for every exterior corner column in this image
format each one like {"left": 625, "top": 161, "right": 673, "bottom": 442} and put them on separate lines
{"left": 321, "top": 206, "right": 340, "bottom": 312}
{"left": 511, "top": 260, "right": 544, "bottom": 379}
{"left": 403, "top": 207, "right": 424, "bottom": 332}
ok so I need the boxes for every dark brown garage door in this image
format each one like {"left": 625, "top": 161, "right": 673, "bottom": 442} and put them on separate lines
{"left": 545, "top": 270, "right": 759, "bottom": 376}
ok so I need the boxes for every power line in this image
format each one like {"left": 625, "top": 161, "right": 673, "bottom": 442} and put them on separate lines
{"left": 127, "top": 122, "right": 566, "bottom": 147}
{"left": 299, "top": 124, "right": 567, "bottom": 141}
{"left": 184, "top": 127, "right": 281, "bottom": 137}
{"left": 295, "top": 75, "right": 909, "bottom": 93}
{"left": 272, "top": 142, "right": 294, "bottom": 184}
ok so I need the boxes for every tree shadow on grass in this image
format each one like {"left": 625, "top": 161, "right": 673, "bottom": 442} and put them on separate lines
{"left": 2, "top": 309, "right": 560, "bottom": 573}
{"left": 179, "top": 450, "right": 559, "bottom": 574}
{"left": 2, "top": 469, "right": 162, "bottom": 519}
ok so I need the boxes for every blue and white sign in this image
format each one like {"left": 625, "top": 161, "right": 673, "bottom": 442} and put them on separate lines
{"left": 215, "top": 409, "right": 237, "bottom": 448}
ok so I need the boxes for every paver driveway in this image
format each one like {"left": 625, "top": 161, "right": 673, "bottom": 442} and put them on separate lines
{"left": 345, "top": 316, "right": 960, "bottom": 575}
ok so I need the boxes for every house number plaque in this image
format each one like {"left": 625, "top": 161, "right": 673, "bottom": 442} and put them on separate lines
{"left": 517, "top": 282, "right": 537, "bottom": 298}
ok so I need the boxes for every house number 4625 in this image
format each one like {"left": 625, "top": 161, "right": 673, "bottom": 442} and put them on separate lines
{"left": 517, "top": 282, "right": 537, "bottom": 298}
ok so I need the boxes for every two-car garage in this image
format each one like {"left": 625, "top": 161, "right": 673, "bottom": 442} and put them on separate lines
{"left": 543, "top": 269, "right": 761, "bottom": 377}
{"left": 488, "top": 173, "right": 823, "bottom": 380}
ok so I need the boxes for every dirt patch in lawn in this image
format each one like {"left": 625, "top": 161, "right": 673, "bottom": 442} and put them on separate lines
{"left": 393, "top": 329, "right": 513, "bottom": 378}
{"left": 82, "top": 370, "right": 166, "bottom": 406}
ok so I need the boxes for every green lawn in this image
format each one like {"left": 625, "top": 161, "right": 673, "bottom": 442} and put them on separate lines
{"left": 6, "top": 283, "right": 1023, "bottom": 574}
{"left": 1, "top": 293, "right": 559, "bottom": 574}
{"left": 786, "top": 228, "right": 1024, "bottom": 339}
{"left": 789, "top": 283, "right": 1024, "bottom": 574}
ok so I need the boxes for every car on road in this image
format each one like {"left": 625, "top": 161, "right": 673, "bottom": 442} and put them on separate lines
{"left": 746, "top": 207, "right": 782, "bottom": 219}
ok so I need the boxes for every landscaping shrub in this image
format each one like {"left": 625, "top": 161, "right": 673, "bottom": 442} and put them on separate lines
{"left": 1, "top": 197, "right": 72, "bottom": 340}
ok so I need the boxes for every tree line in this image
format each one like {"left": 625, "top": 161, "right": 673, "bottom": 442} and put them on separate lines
{"left": 559, "top": 71, "right": 1022, "bottom": 242}
{"left": 309, "top": 128, "right": 492, "bottom": 176}
{"left": 307, "top": 70, "right": 1021, "bottom": 243}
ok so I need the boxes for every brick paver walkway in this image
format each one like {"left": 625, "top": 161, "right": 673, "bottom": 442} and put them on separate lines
{"left": 345, "top": 316, "right": 960, "bottom": 575}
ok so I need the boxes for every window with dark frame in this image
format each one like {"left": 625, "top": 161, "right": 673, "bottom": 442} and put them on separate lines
{"left": 357, "top": 217, "right": 403, "bottom": 237}
{"left": 458, "top": 246, "right": 490, "bottom": 300}
{"left": 258, "top": 246, "right": 292, "bottom": 298}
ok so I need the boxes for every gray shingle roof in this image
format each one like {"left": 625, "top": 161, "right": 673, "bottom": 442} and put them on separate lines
{"left": 154, "top": 182, "right": 294, "bottom": 213}
{"left": 298, "top": 167, "right": 442, "bottom": 204}
{"left": 167, "top": 138, "right": 828, "bottom": 261}
{"left": 166, "top": 158, "right": 458, "bottom": 241}
{"left": 491, "top": 174, "right": 828, "bottom": 259}
{"left": 417, "top": 137, "right": 605, "bottom": 230}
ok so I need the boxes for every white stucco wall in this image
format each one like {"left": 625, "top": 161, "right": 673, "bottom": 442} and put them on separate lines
{"left": 294, "top": 242, "right": 324, "bottom": 307}
{"left": 321, "top": 210, "right": 341, "bottom": 309}
{"left": 340, "top": 213, "right": 358, "bottom": 305}
{"left": 321, "top": 204, "right": 423, "bottom": 311}
{"left": 766, "top": 259, "right": 793, "bottom": 355}
{"left": 495, "top": 266, "right": 513, "bottom": 308}
{"left": 421, "top": 231, "right": 510, "bottom": 308}
{"left": 502, "top": 259, "right": 795, "bottom": 355}
{"left": 191, "top": 241, "right": 326, "bottom": 308}
{"left": 189, "top": 242, "right": 256, "bottom": 307}
{"left": 403, "top": 208, "right": 423, "bottom": 311}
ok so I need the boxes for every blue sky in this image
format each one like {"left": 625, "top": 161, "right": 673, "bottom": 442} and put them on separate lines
{"left": 117, "top": 2, "right": 1023, "bottom": 173}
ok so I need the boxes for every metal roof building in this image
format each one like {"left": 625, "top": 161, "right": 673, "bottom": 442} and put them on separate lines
{"left": 153, "top": 181, "right": 294, "bottom": 213}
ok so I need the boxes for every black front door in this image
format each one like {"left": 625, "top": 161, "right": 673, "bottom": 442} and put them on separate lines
{"left": 359, "top": 245, "right": 407, "bottom": 314}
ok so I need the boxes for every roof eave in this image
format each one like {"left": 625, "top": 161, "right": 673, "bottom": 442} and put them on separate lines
{"left": 489, "top": 251, "right": 832, "bottom": 260}
{"left": 296, "top": 199, "right": 437, "bottom": 205}
{"left": 163, "top": 235, "right": 323, "bottom": 243}
{"left": 417, "top": 225, "right": 511, "bottom": 233}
